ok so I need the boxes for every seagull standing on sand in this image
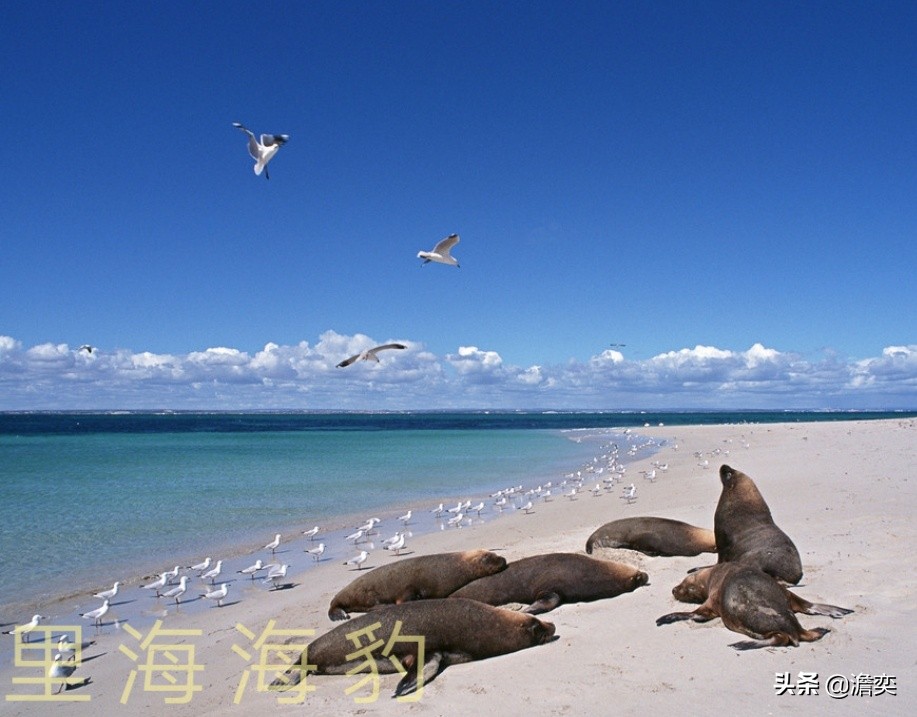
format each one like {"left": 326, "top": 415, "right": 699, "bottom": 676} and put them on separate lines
{"left": 345, "top": 529, "right": 365, "bottom": 544}
{"left": 80, "top": 600, "right": 109, "bottom": 627}
{"left": 398, "top": 510, "right": 412, "bottom": 525}
{"left": 201, "top": 583, "right": 229, "bottom": 607}
{"left": 384, "top": 533, "right": 406, "bottom": 555}
{"left": 336, "top": 344, "right": 407, "bottom": 368}
{"left": 305, "top": 542, "right": 325, "bottom": 561}
{"left": 201, "top": 560, "right": 223, "bottom": 584}
{"left": 238, "top": 559, "right": 265, "bottom": 580}
{"left": 264, "top": 534, "right": 282, "bottom": 554}
{"left": 162, "top": 576, "right": 189, "bottom": 604}
{"left": 163, "top": 566, "right": 181, "bottom": 584}
{"left": 302, "top": 526, "right": 320, "bottom": 540}
{"left": 49, "top": 653, "right": 88, "bottom": 693}
{"left": 3, "top": 615, "right": 44, "bottom": 642}
{"left": 93, "top": 582, "right": 119, "bottom": 600}
{"left": 344, "top": 551, "right": 368, "bottom": 570}
{"left": 232, "top": 122, "right": 289, "bottom": 179}
{"left": 263, "top": 563, "right": 288, "bottom": 589}
{"left": 417, "top": 233, "right": 460, "bottom": 267}
{"left": 142, "top": 573, "right": 168, "bottom": 597}
{"left": 188, "top": 557, "right": 211, "bottom": 574}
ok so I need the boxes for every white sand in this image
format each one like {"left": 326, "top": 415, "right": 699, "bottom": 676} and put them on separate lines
{"left": 2, "top": 418, "right": 913, "bottom": 716}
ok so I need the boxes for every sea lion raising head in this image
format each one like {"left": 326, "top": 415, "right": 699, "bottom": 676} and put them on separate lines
{"left": 714, "top": 464, "right": 803, "bottom": 584}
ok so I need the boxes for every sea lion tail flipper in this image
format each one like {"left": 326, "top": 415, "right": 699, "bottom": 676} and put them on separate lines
{"left": 524, "top": 592, "right": 561, "bottom": 615}
{"left": 392, "top": 652, "right": 445, "bottom": 698}
{"left": 799, "top": 627, "right": 830, "bottom": 643}
{"left": 269, "top": 664, "right": 304, "bottom": 690}
{"left": 802, "top": 601, "right": 854, "bottom": 619}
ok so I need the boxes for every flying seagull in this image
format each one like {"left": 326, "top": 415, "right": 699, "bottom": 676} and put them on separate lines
{"left": 78, "top": 345, "right": 94, "bottom": 354}
{"left": 417, "top": 233, "right": 460, "bottom": 267}
{"left": 336, "top": 343, "right": 407, "bottom": 368}
{"left": 232, "top": 122, "right": 289, "bottom": 179}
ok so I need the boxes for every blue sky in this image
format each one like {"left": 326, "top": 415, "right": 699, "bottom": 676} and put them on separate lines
{"left": 1, "top": 1, "right": 915, "bottom": 410}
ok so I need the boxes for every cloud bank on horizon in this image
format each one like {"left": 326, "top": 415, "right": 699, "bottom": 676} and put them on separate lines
{"left": 1, "top": 333, "right": 914, "bottom": 411}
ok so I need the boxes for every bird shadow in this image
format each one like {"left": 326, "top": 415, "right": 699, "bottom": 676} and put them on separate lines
{"left": 110, "top": 599, "right": 137, "bottom": 607}
{"left": 81, "top": 653, "right": 107, "bottom": 664}
{"left": 267, "top": 582, "right": 298, "bottom": 592}
{"left": 386, "top": 550, "right": 415, "bottom": 558}
{"left": 214, "top": 600, "right": 242, "bottom": 608}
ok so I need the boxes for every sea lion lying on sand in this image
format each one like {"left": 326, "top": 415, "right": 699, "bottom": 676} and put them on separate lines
{"left": 328, "top": 549, "right": 507, "bottom": 620}
{"left": 450, "top": 553, "right": 648, "bottom": 614}
{"left": 714, "top": 464, "right": 803, "bottom": 584}
{"left": 656, "top": 562, "right": 848, "bottom": 649}
{"left": 585, "top": 516, "right": 716, "bottom": 557}
{"left": 272, "top": 598, "right": 556, "bottom": 697}
{"left": 671, "top": 564, "right": 853, "bottom": 618}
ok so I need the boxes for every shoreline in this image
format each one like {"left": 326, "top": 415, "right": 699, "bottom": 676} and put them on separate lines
{"left": 0, "top": 427, "right": 652, "bottom": 648}
{"left": 1, "top": 417, "right": 913, "bottom": 715}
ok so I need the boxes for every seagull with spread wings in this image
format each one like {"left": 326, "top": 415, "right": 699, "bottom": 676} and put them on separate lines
{"left": 232, "top": 122, "right": 289, "bottom": 179}
{"left": 417, "top": 233, "right": 460, "bottom": 267}
{"left": 336, "top": 343, "right": 407, "bottom": 368}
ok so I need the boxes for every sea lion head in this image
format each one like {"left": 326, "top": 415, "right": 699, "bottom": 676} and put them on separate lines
{"left": 631, "top": 570, "right": 650, "bottom": 590}
{"left": 520, "top": 613, "right": 557, "bottom": 645}
{"left": 466, "top": 549, "right": 508, "bottom": 575}
{"left": 720, "top": 464, "right": 737, "bottom": 488}
{"left": 672, "top": 568, "right": 712, "bottom": 603}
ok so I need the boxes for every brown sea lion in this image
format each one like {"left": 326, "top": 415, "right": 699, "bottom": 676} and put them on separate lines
{"left": 328, "top": 549, "right": 507, "bottom": 620}
{"left": 449, "top": 553, "right": 648, "bottom": 614}
{"left": 585, "top": 516, "right": 717, "bottom": 557}
{"left": 271, "top": 598, "right": 556, "bottom": 697}
{"left": 656, "top": 562, "right": 840, "bottom": 649}
{"left": 671, "top": 565, "right": 853, "bottom": 618}
{"left": 715, "top": 464, "right": 803, "bottom": 584}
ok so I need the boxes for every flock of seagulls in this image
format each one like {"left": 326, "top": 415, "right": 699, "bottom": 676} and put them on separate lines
{"left": 1, "top": 417, "right": 759, "bottom": 702}
{"left": 73, "top": 124, "right": 465, "bottom": 368}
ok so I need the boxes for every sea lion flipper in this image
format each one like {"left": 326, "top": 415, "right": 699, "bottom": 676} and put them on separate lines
{"left": 392, "top": 652, "right": 445, "bottom": 698}
{"left": 524, "top": 592, "right": 561, "bottom": 615}
{"left": 805, "top": 602, "right": 853, "bottom": 619}
{"left": 657, "top": 605, "right": 717, "bottom": 626}
{"left": 656, "top": 611, "right": 693, "bottom": 626}
{"left": 328, "top": 606, "right": 350, "bottom": 621}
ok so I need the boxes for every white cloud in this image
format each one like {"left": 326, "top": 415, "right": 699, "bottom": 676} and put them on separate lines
{"left": 0, "top": 335, "right": 914, "bottom": 410}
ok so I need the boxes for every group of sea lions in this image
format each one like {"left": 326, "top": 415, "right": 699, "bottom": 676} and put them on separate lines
{"left": 272, "top": 464, "right": 852, "bottom": 697}
{"left": 649, "top": 464, "right": 852, "bottom": 649}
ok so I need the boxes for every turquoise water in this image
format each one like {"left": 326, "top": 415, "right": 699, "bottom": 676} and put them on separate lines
{"left": 0, "top": 424, "right": 597, "bottom": 610}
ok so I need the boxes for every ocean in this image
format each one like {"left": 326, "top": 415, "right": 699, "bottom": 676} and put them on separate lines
{"left": 0, "top": 410, "right": 909, "bottom": 616}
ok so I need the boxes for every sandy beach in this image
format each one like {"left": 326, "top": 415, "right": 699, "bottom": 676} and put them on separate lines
{"left": 2, "top": 418, "right": 914, "bottom": 716}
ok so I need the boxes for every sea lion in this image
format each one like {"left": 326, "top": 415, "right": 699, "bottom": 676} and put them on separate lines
{"left": 328, "top": 549, "right": 507, "bottom": 620}
{"left": 585, "top": 516, "right": 717, "bottom": 557}
{"left": 656, "top": 562, "right": 841, "bottom": 649}
{"left": 449, "top": 553, "right": 648, "bottom": 614}
{"left": 271, "top": 598, "right": 556, "bottom": 697}
{"left": 715, "top": 464, "right": 803, "bottom": 584}
{"left": 671, "top": 565, "right": 854, "bottom": 618}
